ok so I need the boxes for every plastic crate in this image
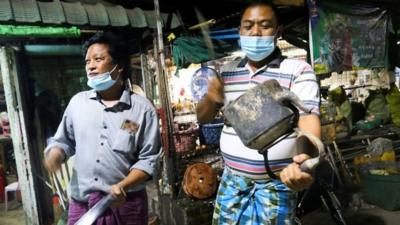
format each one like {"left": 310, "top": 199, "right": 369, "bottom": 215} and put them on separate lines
{"left": 173, "top": 123, "right": 199, "bottom": 153}
{"left": 360, "top": 162, "right": 400, "bottom": 210}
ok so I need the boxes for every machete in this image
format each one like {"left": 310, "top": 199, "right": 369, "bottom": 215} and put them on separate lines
{"left": 74, "top": 194, "right": 116, "bottom": 225}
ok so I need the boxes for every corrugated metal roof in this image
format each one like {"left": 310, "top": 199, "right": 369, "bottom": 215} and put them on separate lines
{"left": 105, "top": 5, "right": 129, "bottom": 27}
{"left": 126, "top": 7, "right": 147, "bottom": 28}
{"left": 0, "top": 0, "right": 182, "bottom": 29}
{"left": 83, "top": 3, "right": 109, "bottom": 26}
{"left": 37, "top": 1, "right": 66, "bottom": 24}
{"left": 11, "top": 0, "right": 42, "bottom": 23}
{"left": 0, "top": 0, "right": 13, "bottom": 21}
{"left": 61, "top": 1, "right": 88, "bottom": 25}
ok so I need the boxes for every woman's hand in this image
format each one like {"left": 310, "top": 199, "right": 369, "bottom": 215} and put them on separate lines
{"left": 109, "top": 183, "right": 126, "bottom": 208}
{"left": 43, "top": 147, "right": 65, "bottom": 172}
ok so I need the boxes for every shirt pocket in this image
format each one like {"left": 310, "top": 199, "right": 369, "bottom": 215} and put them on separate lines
{"left": 112, "top": 129, "right": 135, "bottom": 154}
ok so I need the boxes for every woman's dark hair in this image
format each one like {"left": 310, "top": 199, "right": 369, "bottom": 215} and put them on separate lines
{"left": 82, "top": 32, "right": 132, "bottom": 80}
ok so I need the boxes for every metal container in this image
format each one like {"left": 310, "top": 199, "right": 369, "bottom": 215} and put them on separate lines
{"left": 223, "top": 79, "right": 304, "bottom": 152}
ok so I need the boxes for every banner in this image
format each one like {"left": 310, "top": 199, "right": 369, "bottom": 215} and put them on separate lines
{"left": 0, "top": 25, "right": 80, "bottom": 38}
{"left": 309, "top": 1, "right": 389, "bottom": 74}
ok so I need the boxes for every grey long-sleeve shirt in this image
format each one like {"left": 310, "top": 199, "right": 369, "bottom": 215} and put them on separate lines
{"left": 45, "top": 89, "right": 162, "bottom": 202}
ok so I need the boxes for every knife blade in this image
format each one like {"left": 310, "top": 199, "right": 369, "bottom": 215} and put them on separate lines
{"left": 74, "top": 194, "right": 116, "bottom": 225}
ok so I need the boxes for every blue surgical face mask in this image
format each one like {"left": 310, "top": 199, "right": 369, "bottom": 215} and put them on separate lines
{"left": 239, "top": 35, "right": 276, "bottom": 62}
{"left": 87, "top": 65, "right": 118, "bottom": 91}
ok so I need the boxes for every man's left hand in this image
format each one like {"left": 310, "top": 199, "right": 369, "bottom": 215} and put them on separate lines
{"left": 280, "top": 154, "right": 314, "bottom": 192}
{"left": 109, "top": 184, "right": 126, "bottom": 208}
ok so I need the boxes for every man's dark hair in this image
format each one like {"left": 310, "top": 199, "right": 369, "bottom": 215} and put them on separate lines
{"left": 241, "top": 1, "right": 281, "bottom": 25}
{"left": 82, "top": 32, "right": 131, "bottom": 80}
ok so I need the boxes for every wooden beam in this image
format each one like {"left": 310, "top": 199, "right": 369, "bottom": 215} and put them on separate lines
{"left": 273, "top": 0, "right": 305, "bottom": 7}
{"left": 0, "top": 47, "right": 40, "bottom": 225}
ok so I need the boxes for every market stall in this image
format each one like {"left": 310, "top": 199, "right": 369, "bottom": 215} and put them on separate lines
{"left": 309, "top": 0, "right": 400, "bottom": 214}
{"left": 154, "top": 0, "right": 400, "bottom": 224}
{"left": 0, "top": 0, "right": 183, "bottom": 224}
{"left": 148, "top": 22, "right": 314, "bottom": 225}
{"left": 0, "top": 0, "right": 399, "bottom": 224}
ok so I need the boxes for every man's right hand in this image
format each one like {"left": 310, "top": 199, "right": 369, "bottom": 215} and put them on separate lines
{"left": 207, "top": 77, "right": 224, "bottom": 104}
{"left": 43, "top": 147, "right": 65, "bottom": 172}
{"left": 196, "top": 77, "right": 225, "bottom": 123}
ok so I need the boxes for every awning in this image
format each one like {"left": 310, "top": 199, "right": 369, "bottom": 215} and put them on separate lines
{"left": 172, "top": 36, "right": 236, "bottom": 70}
{"left": 0, "top": 0, "right": 182, "bottom": 29}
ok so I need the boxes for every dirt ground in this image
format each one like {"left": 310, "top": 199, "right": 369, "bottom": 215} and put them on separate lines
{"left": 1, "top": 190, "right": 400, "bottom": 225}
{"left": 0, "top": 200, "right": 25, "bottom": 225}
{"left": 302, "top": 206, "right": 400, "bottom": 225}
{"left": 1, "top": 200, "right": 400, "bottom": 225}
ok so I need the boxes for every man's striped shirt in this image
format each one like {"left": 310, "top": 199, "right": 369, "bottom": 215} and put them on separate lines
{"left": 219, "top": 50, "right": 320, "bottom": 179}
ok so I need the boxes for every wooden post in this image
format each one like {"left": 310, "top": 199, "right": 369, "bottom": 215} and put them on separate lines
{"left": 0, "top": 47, "right": 40, "bottom": 225}
{"left": 140, "top": 53, "right": 154, "bottom": 99}
{"left": 153, "top": 0, "right": 177, "bottom": 198}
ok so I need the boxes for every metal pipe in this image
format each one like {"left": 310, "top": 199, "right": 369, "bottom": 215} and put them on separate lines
{"left": 189, "top": 19, "right": 216, "bottom": 30}
{"left": 154, "top": 0, "right": 176, "bottom": 198}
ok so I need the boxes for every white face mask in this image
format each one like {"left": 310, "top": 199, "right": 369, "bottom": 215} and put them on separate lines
{"left": 87, "top": 65, "right": 118, "bottom": 91}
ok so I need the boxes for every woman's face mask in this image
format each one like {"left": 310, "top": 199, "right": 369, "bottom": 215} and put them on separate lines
{"left": 87, "top": 65, "right": 118, "bottom": 91}
{"left": 239, "top": 35, "right": 276, "bottom": 62}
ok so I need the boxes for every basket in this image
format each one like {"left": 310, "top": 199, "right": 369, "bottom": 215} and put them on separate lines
{"left": 173, "top": 124, "right": 198, "bottom": 153}
{"left": 360, "top": 162, "right": 400, "bottom": 210}
{"left": 200, "top": 123, "right": 223, "bottom": 145}
{"left": 182, "top": 163, "right": 217, "bottom": 199}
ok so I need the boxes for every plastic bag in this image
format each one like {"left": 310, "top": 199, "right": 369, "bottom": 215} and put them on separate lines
{"left": 366, "top": 137, "right": 393, "bottom": 157}
{"left": 386, "top": 84, "right": 400, "bottom": 126}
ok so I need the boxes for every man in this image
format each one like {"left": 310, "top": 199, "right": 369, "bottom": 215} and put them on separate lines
{"left": 196, "top": 2, "right": 321, "bottom": 225}
{"left": 44, "top": 32, "right": 161, "bottom": 225}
